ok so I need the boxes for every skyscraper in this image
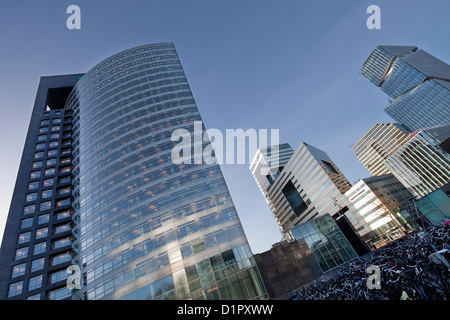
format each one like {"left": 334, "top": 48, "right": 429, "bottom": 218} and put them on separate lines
{"left": 360, "top": 45, "right": 450, "bottom": 135}
{"left": 0, "top": 43, "right": 267, "bottom": 300}
{"left": 341, "top": 174, "right": 415, "bottom": 250}
{"left": 353, "top": 122, "right": 450, "bottom": 200}
{"left": 352, "top": 123, "right": 412, "bottom": 176}
{"left": 250, "top": 142, "right": 352, "bottom": 234}
{"left": 0, "top": 74, "right": 82, "bottom": 300}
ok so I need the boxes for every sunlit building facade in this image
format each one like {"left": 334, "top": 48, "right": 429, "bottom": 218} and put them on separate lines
{"left": 341, "top": 174, "right": 415, "bottom": 250}
{"left": 361, "top": 45, "right": 450, "bottom": 134}
{"left": 250, "top": 142, "right": 352, "bottom": 234}
{"left": 0, "top": 43, "right": 268, "bottom": 300}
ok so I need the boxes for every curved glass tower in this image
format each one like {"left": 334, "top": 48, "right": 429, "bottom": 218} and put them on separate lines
{"left": 65, "top": 43, "right": 267, "bottom": 300}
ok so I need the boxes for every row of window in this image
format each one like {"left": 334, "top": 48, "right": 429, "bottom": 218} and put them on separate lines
{"left": 8, "top": 259, "right": 70, "bottom": 300}
{"left": 23, "top": 197, "right": 70, "bottom": 214}
{"left": 35, "top": 148, "right": 71, "bottom": 160}
{"left": 40, "top": 117, "right": 72, "bottom": 126}
{"left": 17, "top": 222, "right": 71, "bottom": 244}
{"left": 36, "top": 139, "right": 71, "bottom": 151}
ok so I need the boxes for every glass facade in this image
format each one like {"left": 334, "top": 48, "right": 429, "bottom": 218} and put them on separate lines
{"left": 290, "top": 214, "right": 357, "bottom": 272}
{"left": 251, "top": 142, "right": 352, "bottom": 235}
{"left": 361, "top": 45, "right": 450, "bottom": 134}
{"left": 65, "top": 43, "right": 267, "bottom": 300}
{"left": 352, "top": 123, "right": 412, "bottom": 176}
{"left": 384, "top": 133, "right": 450, "bottom": 199}
{"left": 342, "top": 174, "right": 415, "bottom": 250}
{"left": 0, "top": 100, "right": 76, "bottom": 299}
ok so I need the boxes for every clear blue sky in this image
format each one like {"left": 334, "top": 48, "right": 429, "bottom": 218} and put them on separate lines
{"left": 1, "top": 0, "right": 449, "bottom": 254}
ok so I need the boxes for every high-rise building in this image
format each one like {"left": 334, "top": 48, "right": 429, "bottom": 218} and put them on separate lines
{"left": 250, "top": 142, "right": 352, "bottom": 234}
{"left": 0, "top": 43, "right": 268, "bottom": 300}
{"left": 360, "top": 45, "right": 450, "bottom": 135}
{"left": 353, "top": 123, "right": 450, "bottom": 199}
{"left": 341, "top": 174, "right": 416, "bottom": 250}
{"left": 0, "top": 74, "right": 82, "bottom": 300}
{"left": 352, "top": 123, "right": 412, "bottom": 176}
{"left": 384, "top": 129, "right": 450, "bottom": 199}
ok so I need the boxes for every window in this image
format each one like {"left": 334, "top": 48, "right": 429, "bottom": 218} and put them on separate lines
{"left": 36, "top": 143, "right": 46, "bottom": 150}
{"left": 53, "top": 118, "right": 62, "bottom": 124}
{"left": 33, "top": 242, "right": 47, "bottom": 255}
{"left": 48, "top": 287, "right": 70, "bottom": 300}
{"left": 49, "top": 141, "right": 59, "bottom": 148}
{"left": 18, "top": 232, "right": 31, "bottom": 244}
{"left": 30, "top": 171, "right": 41, "bottom": 179}
{"left": 54, "top": 223, "right": 70, "bottom": 234}
{"left": 282, "top": 181, "right": 308, "bottom": 217}
{"left": 21, "top": 218, "right": 33, "bottom": 229}
{"left": 55, "top": 210, "right": 71, "bottom": 220}
{"left": 23, "top": 205, "right": 36, "bottom": 215}
{"left": 31, "top": 258, "right": 45, "bottom": 272}
{"left": 59, "top": 167, "right": 71, "bottom": 174}
{"left": 41, "top": 189, "right": 53, "bottom": 199}
{"left": 51, "top": 252, "right": 71, "bottom": 266}
{"left": 322, "top": 160, "right": 338, "bottom": 174}
{"left": 26, "top": 193, "right": 37, "bottom": 202}
{"left": 53, "top": 237, "right": 71, "bottom": 249}
{"left": 57, "top": 187, "right": 70, "bottom": 196}
{"left": 35, "top": 228, "right": 48, "bottom": 239}
{"left": 34, "top": 152, "right": 44, "bottom": 160}
{"left": 47, "top": 149, "right": 58, "bottom": 157}
{"left": 61, "top": 149, "right": 71, "bottom": 155}
{"left": 11, "top": 263, "right": 26, "bottom": 278}
{"left": 27, "top": 182, "right": 39, "bottom": 191}
{"left": 15, "top": 247, "right": 29, "bottom": 260}
{"left": 40, "top": 120, "right": 49, "bottom": 126}
{"left": 45, "top": 168, "right": 56, "bottom": 176}
{"left": 39, "top": 127, "right": 48, "bottom": 134}
{"left": 51, "top": 126, "right": 60, "bottom": 132}
{"left": 43, "top": 179, "right": 54, "bottom": 187}
{"left": 56, "top": 198, "right": 70, "bottom": 208}
{"left": 50, "top": 133, "right": 60, "bottom": 140}
{"left": 8, "top": 281, "right": 23, "bottom": 298}
{"left": 39, "top": 201, "right": 52, "bottom": 211}
{"left": 28, "top": 275, "right": 43, "bottom": 291}
{"left": 50, "top": 269, "right": 69, "bottom": 284}
{"left": 37, "top": 135, "right": 47, "bottom": 142}
{"left": 60, "top": 157, "right": 71, "bottom": 164}
{"left": 46, "top": 159, "right": 57, "bottom": 167}
{"left": 32, "top": 161, "right": 43, "bottom": 169}
{"left": 58, "top": 177, "right": 71, "bottom": 184}
{"left": 38, "top": 214, "right": 50, "bottom": 225}
{"left": 27, "top": 293, "right": 41, "bottom": 300}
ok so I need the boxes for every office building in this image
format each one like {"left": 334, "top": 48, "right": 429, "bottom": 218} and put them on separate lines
{"left": 341, "top": 174, "right": 416, "bottom": 250}
{"left": 361, "top": 45, "right": 450, "bottom": 134}
{"left": 0, "top": 43, "right": 267, "bottom": 300}
{"left": 384, "top": 129, "right": 450, "bottom": 199}
{"left": 0, "top": 75, "right": 82, "bottom": 300}
{"left": 353, "top": 123, "right": 450, "bottom": 200}
{"left": 250, "top": 142, "right": 352, "bottom": 234}
{"left": 352, "top": 123, "right": 412, "bottom": 176}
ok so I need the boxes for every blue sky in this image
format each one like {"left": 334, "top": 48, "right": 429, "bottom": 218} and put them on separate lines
{"left": 1, "top": 0, "right": 450, "bottom": 254}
